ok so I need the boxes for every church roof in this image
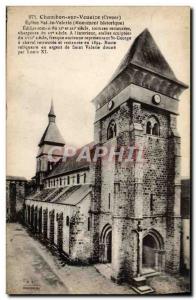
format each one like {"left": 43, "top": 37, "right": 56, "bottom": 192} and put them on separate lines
{"left": 39, "top": 122, "right": 65, "bottom": 146}
{"left": 92, "top": 29, "right": 187, "bottom": 108}
{"left": 26, "top": 185, "right": 92, "bottom": 206}
{"left": 110, "top": 28, "right": 179, "bottom": 84}
{"left": 45, "top": 142, "right": 94, "bottom": 178}
{"left": 54, "top": 184, "right": 91, "bottom": 205}
{"left": 38, "top": 101, "right": 65, "bottom": 146}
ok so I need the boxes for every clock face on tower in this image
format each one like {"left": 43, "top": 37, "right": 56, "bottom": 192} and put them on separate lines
{"left": 108, "top": 100, "right": 114, "bottom": 110}
{"left": 152, "top": 94, "right": 161, "bottom": 105}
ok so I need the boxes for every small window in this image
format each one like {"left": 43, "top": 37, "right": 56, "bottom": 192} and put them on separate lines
{"left": 60, "top": 178, "right": 62, "bottom": 186}
{"left": 152, "top": 123, "right": 159, "bottom": 136}
{"left": 88, "top": 217, "right": 91, "bottom": 231}
{"left": 146, "top": 116, "right": 160, "bottom": 136}
{"left": 77, "top": 174, "right": 80, "bottom": 184}
{"left": 146, "top": 121, "right": 152, "bottom": 134}
{"left": 108, "top": 193, "right": 111, "bottom": 209}
{"left": 107, "top": 120, "right": 117, "bottom": 140}
{"left": 67, "top": 176, "right": 70, "bottom": 185}
{"left": 84, "top": 173, "right": 86, "bottom": 184}
{"left": 66, "top": 216, "right": 69, "bottom": 226}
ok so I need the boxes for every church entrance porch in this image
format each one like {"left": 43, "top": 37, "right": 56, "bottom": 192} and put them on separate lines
{"left": 141, "top": 230, "right": 165, "bottom": 275}
{"left": 100, "top": 224, "right": 112, "bottom": 263}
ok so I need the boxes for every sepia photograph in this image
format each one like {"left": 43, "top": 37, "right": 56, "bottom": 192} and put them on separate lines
{"left": 6, "top": 6, "right": 191, "bottom": 295}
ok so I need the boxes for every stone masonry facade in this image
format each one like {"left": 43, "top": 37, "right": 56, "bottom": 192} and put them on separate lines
{"left": 19, "top": 29, "right": 188, "bottom": 285}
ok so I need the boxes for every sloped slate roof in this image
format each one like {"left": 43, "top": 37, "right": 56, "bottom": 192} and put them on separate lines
{"left": 93, "top": 29, "right": 186, "bottom": 107}
{"left": 46, "top": 142, "right": 94, "bottom": 178}
{"left": 54, "top": 184, "right": 91, "bottom": 205}
{"left": 26, "top": 185, "right": 91, "bottom": 206}
{"left": 39, "top": 122, "right": 65, "bottom": 146}
{"left": 110, "top": 28, "right": 178, "bottom": 83}
{"left": 46, "top": 156, "right": 90, "bottom": 178}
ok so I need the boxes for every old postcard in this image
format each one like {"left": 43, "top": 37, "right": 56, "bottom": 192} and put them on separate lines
{"left": 6, "top": 6, "right": 191, "bottom": 295}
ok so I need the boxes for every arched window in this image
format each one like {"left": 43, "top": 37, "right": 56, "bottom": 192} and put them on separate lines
{"left": 67, "top": 176, "right": 70, "bottom": 185}
{"left": 77, "top": 174, "right": 80, "bottom": 184}
{"left": 146, "top": 116, "right": 160, "bottom": 136}
{"left": 152, "top": 123, "right": 159, "bottom": 136}
{"left": 146, "top": 121, "right": 152, "bottom": 134}
{"left": 107, "top": 120, "right": 117, "bottom": 140}
{"left": 60, "top": 178, "right": 62, "bottom": 186}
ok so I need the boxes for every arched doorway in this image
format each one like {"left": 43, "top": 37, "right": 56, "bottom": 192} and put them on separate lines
{"left": 142, "top": 230, "right": 164, "bottom": 274}
{"left": 106, "top": 230, "right": 112, "bottom": 262}
{"left": 100, "top": 224, "right": 112, "bottom": 263}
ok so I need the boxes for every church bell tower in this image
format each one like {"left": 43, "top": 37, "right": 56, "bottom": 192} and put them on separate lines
{"left": 36, "top": 101, "right": 65, "bottom": 189}
{"left": 91, "top": 29, "right": 188, "bottom": 283}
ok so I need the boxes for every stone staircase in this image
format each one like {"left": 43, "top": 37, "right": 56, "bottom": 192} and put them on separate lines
{"left": 94, "top": 263, "right": 157, "bottom": 294}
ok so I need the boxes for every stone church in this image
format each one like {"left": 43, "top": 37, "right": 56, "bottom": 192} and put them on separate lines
{"left": 24, "top": 29, "right": 187, "bottom": 285}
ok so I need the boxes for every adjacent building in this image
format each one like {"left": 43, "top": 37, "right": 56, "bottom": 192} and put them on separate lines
{"left": 6, "top": 176, "right": 27, "bottom": 222}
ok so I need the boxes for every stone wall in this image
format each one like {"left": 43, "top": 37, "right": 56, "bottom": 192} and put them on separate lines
{"left": 93, "top": 93, "right": 181, "bottom": 282}
{"left": 6, "top": 180, "right": 26, "bottom": 222}
{"left": 25, "top": 193, "right": 92, "bottom": 263}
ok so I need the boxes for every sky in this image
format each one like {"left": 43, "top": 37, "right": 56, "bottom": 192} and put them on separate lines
{"left": 6, "top": 6, "right": 190, "bottom": 180}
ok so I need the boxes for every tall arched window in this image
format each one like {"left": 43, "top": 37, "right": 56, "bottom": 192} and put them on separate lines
{"left": 152, "top": 123, "right": 159, "bottom": 136}
{"left": 77, "top": 174, "right": 80, "bottom": 184}
{"left": 146, "top": 121, "right": 152, "bottom": 134}
{"left": 67, "top": 176, "right": 70, "bottom": 185}
{"left": 107, "top": 120, "right": 117, "bottom": 140}
{"left": 146, "top": 116, "right": 160, "bottom": 136}
{"left": 84, "top": 173, "right": 86, "bottom": 184}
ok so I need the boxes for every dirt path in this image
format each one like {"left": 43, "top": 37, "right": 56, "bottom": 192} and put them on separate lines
{"left": 6, "top": 223, "right": 135, "bottom": 295}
